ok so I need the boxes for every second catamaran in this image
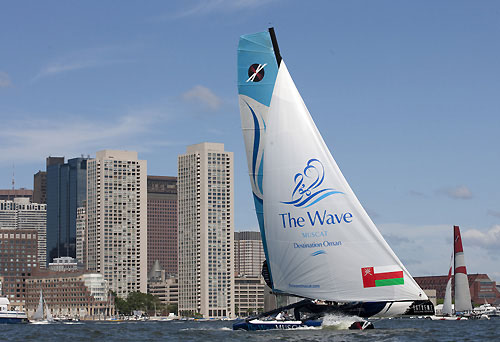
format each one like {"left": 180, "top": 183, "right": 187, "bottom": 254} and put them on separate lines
{"left": 234, "top": 28, "right": 433, "bottom": 330}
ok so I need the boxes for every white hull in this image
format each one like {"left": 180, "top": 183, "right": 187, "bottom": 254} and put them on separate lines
{"left": 429, "top": 315, "right": 468, "bottom": 321}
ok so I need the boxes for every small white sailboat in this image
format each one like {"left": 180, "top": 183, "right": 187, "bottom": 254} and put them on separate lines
{"left": 234, "top": 28, "right": 433, "bottom": 331}
{"left": 30, "top": 290, "right": 55, "bottom": 324}
{"left": 430, "top": 249, "right": 466, "bottom": 320}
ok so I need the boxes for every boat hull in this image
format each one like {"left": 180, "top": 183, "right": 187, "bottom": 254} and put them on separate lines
{"left": 233, "top": 319, "right": 316, "bottom": 331}
{"left": 0, "top": 316, "right": 29, "bottom": 324}
{"left": 233, "top": 319, "right": 373, "bottom": 331}
{"left": 429, "top": 315, "right": 467, "bottom": 321}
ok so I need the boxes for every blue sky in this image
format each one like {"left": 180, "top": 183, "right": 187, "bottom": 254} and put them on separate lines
{"left": 0, "top": 1, "right": 498, "bottom": 280}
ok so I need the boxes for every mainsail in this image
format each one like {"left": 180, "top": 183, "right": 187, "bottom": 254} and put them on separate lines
{"left": 442, "top": 252, "right": 454, "bottom": 315}
{"left": 238, "top": 28, "right": 426, "bottom": 303}
{"left": 453, "top": 225, "right": 472, "bottom": 312}
{"left": 32, "top": 291, "right": 44, "bottom": 320}
{"left": 31, "top": 290, "right": 54, "bottom": 322}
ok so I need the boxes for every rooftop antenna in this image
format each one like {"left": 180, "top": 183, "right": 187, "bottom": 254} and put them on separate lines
{"left": 9, "top": 164, "right": 15, "bottom": 201}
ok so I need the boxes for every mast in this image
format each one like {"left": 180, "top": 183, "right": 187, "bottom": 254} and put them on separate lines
{"left": 268, "top": 27, "right": 282, "bottom": 66}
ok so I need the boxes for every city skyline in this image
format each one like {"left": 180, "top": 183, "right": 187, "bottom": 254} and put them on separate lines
{"left": 0, "top": 1, "right": 498, "bottom": 281}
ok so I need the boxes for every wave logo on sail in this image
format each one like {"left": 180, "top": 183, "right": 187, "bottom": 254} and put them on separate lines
{"left": 311, "top": 250, "right": 326, "bottom": 257}
{"left": 282, "top": 159, "right": 343, "bottom": 208}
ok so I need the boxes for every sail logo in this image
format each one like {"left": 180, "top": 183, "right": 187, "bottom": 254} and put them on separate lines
{"left": 282, "top": 159, "right": 343, "bottom": 208}
{"left": 247, "top": 63, "right": 266, "bottom": 82}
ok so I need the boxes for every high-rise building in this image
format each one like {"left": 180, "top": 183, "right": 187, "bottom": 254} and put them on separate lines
{"left": 147, "top": 176, "right": 177, "bottom": 274}
{"left": 0, "top": 198, "right": 47, "bottom": 268}
{"left": 33, "top": 156, "right": 66, "bottom": 204}
{"left": 86, "top": 150, "right": 147, "bottom": 298}
{"left": 46, "top": 157, "right": 88, "bottom": 264}
{"left": 234, "top": 231, "right": 265, "bottom": 277}
{"left": 33, "top": 171, "right": 46, "bottom": 204}
{"left": 178, "top": 142, "right": 235, "bottom": 319}
{"left": 0, "top": 189, "right": 33, "bottom": 202}
{"left": 0, "top": 229, "right": 39, "bottom": 310}
{"left": 76, "top": 206, "right": 86, "bottom": 268}
{"left": 233, "top": 231, "right": 265, "bottom": 316}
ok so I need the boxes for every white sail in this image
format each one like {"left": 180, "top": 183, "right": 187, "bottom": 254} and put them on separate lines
{"left": 453, "top": 225, "right": 472, "bottom": 312}
{"left": 262, "top": 62, "right": 426, "bottom": 302}
{"left": 45, "top": 303, "right": 54, "bottom": 322}
{"left": 32, "top": 291, "right": 44, "bottom": 320}
{"left": 32, "top": 290, "right": 53, "bottom": 322}
{"left": 442, "top": 252, "right": 453, "bottom": 315}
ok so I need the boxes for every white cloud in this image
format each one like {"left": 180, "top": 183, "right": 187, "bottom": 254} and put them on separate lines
{"left": 0, "top": 71, "right": 12, "bottom": 87}
{"left": 160, "top": 0, "right": 277, "bottom": 19}
{"left": 437, "top": 185, "right": 473, "bottom": 200}
{"left": 34, "top": 61, "right": 99, "bottom": 80}
{"left": 0, "top": 108, "right": 170, "bottom": 164}
{"left": 182, "top": 85, "right": 222, "bottom": 111}
{"left": 409, "top": 190, "right": 427, "bottom": 198}
{"left": 487, "top": 209, "right": 500, "bottom": 218}
{"left": 32, "top": 45, "right": 133, "bottom": 82}
{"left": 376, "top": 222, "right": 500, "bottom": 282}
{"left": 462, "top": 225, "right": 500, "bottom": 250}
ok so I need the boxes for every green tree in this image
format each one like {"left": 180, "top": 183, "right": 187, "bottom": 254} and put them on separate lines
{"left": 166, "top": 303, "right": 178, "bottom": 315}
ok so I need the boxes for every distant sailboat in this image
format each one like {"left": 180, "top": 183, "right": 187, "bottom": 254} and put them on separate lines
{"left": 431, "top": 225, "right": 487, "bottom": 320}
{"left": 31, "top": 290, "right": 54, "bottom": 324}
{"left": 453, "top": 225, "right": 472, "bottom": 314}
{"left": 234, "top": 28, "right": 433, "bottom": 331}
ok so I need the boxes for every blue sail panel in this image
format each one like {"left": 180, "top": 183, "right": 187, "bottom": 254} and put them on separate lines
{"left": 237, "top": 30, "right": 280, "bottom": 288}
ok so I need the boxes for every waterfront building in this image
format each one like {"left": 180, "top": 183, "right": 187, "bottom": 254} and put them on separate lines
{"left": 48, "top": 256, "right": 80, "bottom": 272}
{"left": 0, "top": 189, "right": 33, "bottom": 202}
{"left": 415, "top": 273, "right": 500, "bottom": 305}
{"left": 177, "top": 142, "right": 235, "bottom": 319}
{"left": 147, "top": 176, "right": 177, "bottom": 274}
{"left": 234, "top": 277, "right": 265, "bottom": 317}
{"left": 46, "top": 157, "right": 88, "bottom": 264}
{"left": 148, "top": 260, "right": 179, "bottom": 307}
{"left": 86, "top": 150, "right": 147, "bottom": 298}
{"left": 25, "top": 270, "right": 114, "bottom": 319}
{"left": 233, "top": 231, "right": 265, "bottom": 316}
{"left": 0, "top": 229, "right": 38, "bottom": 311}
{"left": 0, "top": 198, "right": 47, "bottom": 268}
{"left": 234, "top": 231, "right": 265, "bottom": 277}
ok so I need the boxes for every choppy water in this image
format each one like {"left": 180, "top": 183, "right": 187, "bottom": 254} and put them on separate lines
{"left": 2, "top": 317, "right": 499, "bottom": 342}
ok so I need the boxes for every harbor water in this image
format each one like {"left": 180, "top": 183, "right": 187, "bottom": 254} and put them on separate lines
{"left": 2, "top": 317, "right": 499, "bottom": 342}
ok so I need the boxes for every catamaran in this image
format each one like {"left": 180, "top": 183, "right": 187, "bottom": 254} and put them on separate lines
{"left": 431, "top": 226, "right": 488, "bottom": 320}
{"left": 234, "top": 28, "right": 434, "bottom": 331}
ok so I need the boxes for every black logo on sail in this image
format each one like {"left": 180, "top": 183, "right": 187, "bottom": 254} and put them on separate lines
{"left": 247, "top": 63, "right": 266, "bottom": 82}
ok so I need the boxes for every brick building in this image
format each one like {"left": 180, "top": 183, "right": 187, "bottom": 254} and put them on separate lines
{"left": 0, "top": 229, "right": 39, "bottom": 310}
{"left": 414, "top": 274, "right": 500, "bottom": 306}
{"left": 147, "top": 176, "right": 177, "bottom": 274}
{"left": 25, "top": 269, "right": 114, "bottom": 319}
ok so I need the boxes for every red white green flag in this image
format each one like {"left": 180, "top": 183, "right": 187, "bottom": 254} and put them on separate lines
{"left": 362, "top": 266, "right": 404, "bottom": 288}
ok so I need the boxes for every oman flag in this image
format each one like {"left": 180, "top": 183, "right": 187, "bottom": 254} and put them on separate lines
{"left": 362, "top": 266, "right": 404, "bottom": 288}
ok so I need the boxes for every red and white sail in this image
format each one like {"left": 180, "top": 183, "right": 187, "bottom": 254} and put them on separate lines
{"left": 453, "top": 225, "right": 472, "bottom": 312}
